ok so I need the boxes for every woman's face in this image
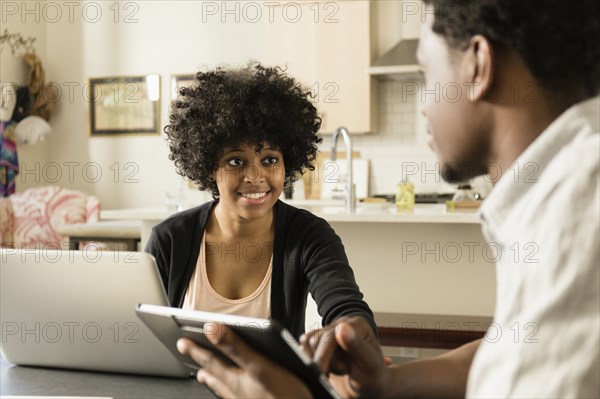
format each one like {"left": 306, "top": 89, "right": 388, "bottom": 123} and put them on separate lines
{"left": 213, "top": 142, "right": 285, "bottom": 222}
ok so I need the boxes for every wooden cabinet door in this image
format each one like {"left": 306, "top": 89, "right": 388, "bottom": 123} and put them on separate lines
{"left": 265, "top": 1, "right": 374, "bottom": 134}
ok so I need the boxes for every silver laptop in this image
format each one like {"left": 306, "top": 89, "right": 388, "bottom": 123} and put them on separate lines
{"left": 0, "top": 249, "right": 193, "bottom": 377}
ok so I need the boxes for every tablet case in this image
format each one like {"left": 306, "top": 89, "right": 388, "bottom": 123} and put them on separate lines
{"left": 136, "top": 304, "right": 341, "bottom": 399}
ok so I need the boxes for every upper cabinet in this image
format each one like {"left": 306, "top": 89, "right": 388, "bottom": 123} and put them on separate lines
{"left": 265, "top": 1, "right": 375, "bottom": 134}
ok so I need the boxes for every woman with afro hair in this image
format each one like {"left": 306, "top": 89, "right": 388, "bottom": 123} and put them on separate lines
{"left": 145, "top": 62, "right": 376, "bottom": 339}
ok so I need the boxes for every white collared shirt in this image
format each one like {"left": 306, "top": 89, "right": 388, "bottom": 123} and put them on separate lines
{"left": 467, "top": 96, "right": 600, "bottom": 398}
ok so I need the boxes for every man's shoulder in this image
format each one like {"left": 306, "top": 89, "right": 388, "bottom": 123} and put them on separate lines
{"left": 485, "top": 130, "right": 598, "bottom": 240}
{"left": 544, "top": 130, "right": 599, "bottom": 191}
{"left": 510, "top": 131, "right": 599, "bottom": 232}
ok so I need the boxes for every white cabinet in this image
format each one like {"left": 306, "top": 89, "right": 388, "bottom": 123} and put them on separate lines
{"left": 265, "top": 1, "right": 375, "bottom": 134}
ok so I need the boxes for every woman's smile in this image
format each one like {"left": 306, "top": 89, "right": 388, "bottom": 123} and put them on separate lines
{"left": 238, "top": 190, "right": 272, "bottom": 205}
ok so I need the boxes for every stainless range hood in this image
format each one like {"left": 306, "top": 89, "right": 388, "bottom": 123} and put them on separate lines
{"left": 368, "top": 39, "right": 422, "bottom": 80}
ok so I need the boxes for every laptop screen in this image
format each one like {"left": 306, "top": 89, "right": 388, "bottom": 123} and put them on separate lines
{"left": 0, "top": 249, "right": 192, "bottom": 377}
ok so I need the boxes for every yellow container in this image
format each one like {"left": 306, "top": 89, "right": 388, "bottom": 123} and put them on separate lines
{"left": 395, "top": 181, "right": 415, "bottom": 211}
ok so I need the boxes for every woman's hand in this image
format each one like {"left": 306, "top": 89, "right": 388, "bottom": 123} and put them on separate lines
{"left": 177, "top": 322, "right": 312, "bottom": 399}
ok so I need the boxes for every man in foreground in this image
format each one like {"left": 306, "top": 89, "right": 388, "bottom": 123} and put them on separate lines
{"left": 178, "top": 0, "right": 600, "bottom": 397}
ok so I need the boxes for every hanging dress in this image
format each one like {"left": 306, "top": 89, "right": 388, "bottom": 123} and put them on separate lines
{"left": 0, "top": 120, "right": 19, "bottom": 197}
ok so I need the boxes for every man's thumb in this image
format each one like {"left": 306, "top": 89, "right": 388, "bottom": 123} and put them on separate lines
{"left": 336, "top": 322, "right": 357, "bottom": 349}
{"left": 334, "top": 321, "right": 384, "bottom": 394}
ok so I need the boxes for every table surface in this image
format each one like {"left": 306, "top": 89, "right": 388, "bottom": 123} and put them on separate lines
{"left": 1, "top": 357, "right": 216, "bottom": 399}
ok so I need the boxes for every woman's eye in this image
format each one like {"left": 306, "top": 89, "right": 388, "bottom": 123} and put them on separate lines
{"left": 227, "top": 158, "right": 244, "bottom": 167}
{"left": 263, "top": 156, "right": 279, "bottom": 165}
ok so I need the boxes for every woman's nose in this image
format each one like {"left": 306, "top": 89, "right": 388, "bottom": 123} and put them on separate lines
{"left": 242, "top": 162, "right": 265, "bottom": 183}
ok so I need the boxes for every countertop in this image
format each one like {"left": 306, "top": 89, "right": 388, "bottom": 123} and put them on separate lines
{"left": 305, "top": 203, "right": 480, "bottom": 224}
{"left": 101, "top": 202, "right": 481, "bottom": 224}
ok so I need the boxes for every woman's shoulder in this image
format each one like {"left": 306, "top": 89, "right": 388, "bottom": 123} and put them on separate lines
{"left": 275, "top": 200, "right": 333, "bottom": 233}
{"left": 276, "top": 200, "right": 322, "bottom": 222}
{"left": 153, "top": 200, "right": 215, "bottom": 235}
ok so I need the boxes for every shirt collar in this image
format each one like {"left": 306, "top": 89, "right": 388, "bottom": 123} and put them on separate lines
{"left": 479, "top": 95, "right": 600, "bottom": 230}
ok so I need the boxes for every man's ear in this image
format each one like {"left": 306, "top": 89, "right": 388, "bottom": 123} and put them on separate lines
{"left": 465, "top": 35, "right": 494, "bottom": 102}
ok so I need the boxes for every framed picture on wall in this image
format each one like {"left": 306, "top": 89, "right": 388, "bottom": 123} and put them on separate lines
{"left": 170, "top": 74, "right": 196, "bottom": 101}
{"left": 88, "top": 74, "right": 161, "bottom": 136}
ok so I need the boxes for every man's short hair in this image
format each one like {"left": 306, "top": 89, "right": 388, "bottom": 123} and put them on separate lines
{"left": 423, "top": 0, "right": 600, "bottom": 95}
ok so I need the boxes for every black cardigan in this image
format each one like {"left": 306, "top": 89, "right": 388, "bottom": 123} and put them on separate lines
{"left": 145, "top": 200, "right": 376, "bottom": 338}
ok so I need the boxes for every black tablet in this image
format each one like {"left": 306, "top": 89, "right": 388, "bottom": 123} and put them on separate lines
{"left": 135, "top": 304, "right": 341, "bottom": 399}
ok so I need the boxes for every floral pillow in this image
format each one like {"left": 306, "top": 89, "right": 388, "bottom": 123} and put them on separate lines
{"left": 0, "top": 198, "right": 14, "bottom": 247}
{"left": 11, "top": 186, "right": 89, "bottom": 249}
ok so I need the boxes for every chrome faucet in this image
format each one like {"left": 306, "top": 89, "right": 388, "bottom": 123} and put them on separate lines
{"left": 331, "top": 127, "right": 356, "bottom": 213}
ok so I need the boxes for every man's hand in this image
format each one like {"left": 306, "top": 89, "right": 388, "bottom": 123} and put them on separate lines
{"left": 177, "top": 322, "right": 312, "bottom": 399}
{"left": 302, "top": 317, "right": 480, "bottom": 398}
{"left": 300, "top": 316, "right": 392, "bottom": 398}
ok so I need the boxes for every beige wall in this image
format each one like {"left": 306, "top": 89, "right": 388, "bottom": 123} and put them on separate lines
{"left": 5, "top": 1, "right": 269, "bottom": 208}
{"left": 52, "top": 1, "right": 270, "bottom": 209}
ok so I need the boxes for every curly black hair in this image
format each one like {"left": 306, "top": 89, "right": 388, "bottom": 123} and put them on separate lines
{"left": 423, "top": 0, "right": 600, "bottom": 96}
{"left": 165, "top": 62, "right": 322, "bottom": 198}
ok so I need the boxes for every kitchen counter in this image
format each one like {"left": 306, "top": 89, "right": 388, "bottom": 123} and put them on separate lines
{"left": 303, "top": 204, "right": 480, "bottom": 224}
{"left": 100, "top": 203, "right": 480, "bottom": 250}
{"left": 101, "top": 203, "right": 480, "bottom": 225}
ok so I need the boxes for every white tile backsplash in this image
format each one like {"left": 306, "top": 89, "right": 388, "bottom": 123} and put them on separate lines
{"left": 321, "top": 80, "right": 457, "bottom": 196}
